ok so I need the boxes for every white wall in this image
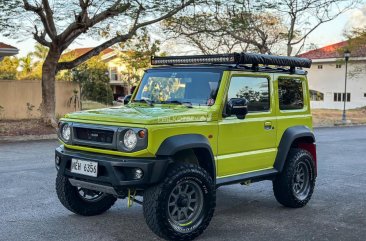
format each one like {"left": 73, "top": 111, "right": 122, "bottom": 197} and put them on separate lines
{"left": 307, "top": 60, "right": 366, "bottom": 109}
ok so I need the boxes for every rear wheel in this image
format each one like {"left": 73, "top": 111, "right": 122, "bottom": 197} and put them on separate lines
{"left": 273, "top": 148, "right": 316, "bottom": 208}
{"left": 56, "top": 174, "right": 117, "bottom": 216}
{"left": 143, "top": 163, "right": 215, "bottom": 241}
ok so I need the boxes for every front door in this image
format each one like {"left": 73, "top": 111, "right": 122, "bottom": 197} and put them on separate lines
{"left": 217, "top": 74, "right": 277, "bottom": 178}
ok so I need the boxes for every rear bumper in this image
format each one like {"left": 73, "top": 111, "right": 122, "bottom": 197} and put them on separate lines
{"left": 55, "top": 145, "right": 171, "bottom": 193}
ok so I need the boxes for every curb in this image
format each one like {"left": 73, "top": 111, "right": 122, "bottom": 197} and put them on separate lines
{"left": 0, "top": 134, "right": 58, "bottom": 143}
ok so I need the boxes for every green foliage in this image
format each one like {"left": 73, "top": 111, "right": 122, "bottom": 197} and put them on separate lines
{"left": 0, "top": 56, "right": 19, "bottom": 80}
{"left": 33, "top": 44, "right": 49, "bottom": 62}
{"left": 72, "top": 57, "right": 113, "bottom": 105}
{"left": 117, "top": 29, "right": 161, "bottom": 90}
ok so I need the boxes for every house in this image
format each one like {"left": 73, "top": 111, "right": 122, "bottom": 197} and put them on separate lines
{"left": 299, "top": 40, "right": 366, "bottom": 109}
{"left": 62, "top": 48, "right": 131, "bottom": 100}
{"left": 0, "top": 42, "right": 19, "bottom": 61}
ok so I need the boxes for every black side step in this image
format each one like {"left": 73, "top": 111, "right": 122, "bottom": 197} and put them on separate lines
{"left": 216, "top": 168, "right": 278, "bottom": 188}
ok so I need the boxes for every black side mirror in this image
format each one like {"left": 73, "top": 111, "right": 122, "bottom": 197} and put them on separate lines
{"left": 226, "top": 98, "right": 249, "bottom": 119}
{"left": 124, "top": 95, "right": 131, "bottom": 105}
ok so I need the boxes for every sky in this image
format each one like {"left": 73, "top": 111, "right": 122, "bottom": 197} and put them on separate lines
{"left": 1, "top": 4, "right": 366, "bottom": 57}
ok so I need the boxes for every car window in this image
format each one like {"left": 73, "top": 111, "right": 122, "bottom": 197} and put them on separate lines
{"left": 134, "top": 70, "right": 221, "bottom": 106}
{"left": 228, "top": 76, "right": 270, "bottom": 112}
{"left": 278, "top": 78, "right": 304, "bottom": 110}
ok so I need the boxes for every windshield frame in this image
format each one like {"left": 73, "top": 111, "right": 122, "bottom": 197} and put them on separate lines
{"left": 132, "top": 67, "right": 224, "bottom": 107}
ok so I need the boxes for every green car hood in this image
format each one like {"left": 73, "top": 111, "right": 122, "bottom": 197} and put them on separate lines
{"left": 64, "top": 104, "right": 215, "bottom": 125}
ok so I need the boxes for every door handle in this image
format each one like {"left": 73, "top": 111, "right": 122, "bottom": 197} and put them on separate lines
{"left": 264, "top": 121, "right": 274, "bottom": 130}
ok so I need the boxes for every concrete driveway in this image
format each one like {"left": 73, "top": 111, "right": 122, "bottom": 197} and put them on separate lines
{"left": 0, "top": 126, "right": 365, "bottom": 241}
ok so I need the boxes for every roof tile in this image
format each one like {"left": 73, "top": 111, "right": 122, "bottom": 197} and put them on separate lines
{"left": 0, "top": 42, "right": 18, "bottom": 49}
{"left": 298, "top": 40, "right": 366, "bottom": 59}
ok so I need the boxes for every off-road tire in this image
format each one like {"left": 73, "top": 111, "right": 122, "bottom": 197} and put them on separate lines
{"left": 56, "top": 174, "right": 117, "bottom": 216}
{"left": 273, "top": 148, "right": 316, "bottom": 208}
{"left": 143, "top": 163, "right": 216, "bottom": 241}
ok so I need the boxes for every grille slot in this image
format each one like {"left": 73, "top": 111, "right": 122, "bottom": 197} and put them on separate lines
{"left": 74, "top": 127, "right": 114, "bottom": 144}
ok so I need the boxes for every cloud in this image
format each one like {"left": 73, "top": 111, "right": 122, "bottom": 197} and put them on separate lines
{"left": 345, "top": 5, "right": 366, "bottom": 29}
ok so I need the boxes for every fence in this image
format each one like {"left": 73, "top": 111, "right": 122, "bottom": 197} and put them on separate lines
{"left": 0, "top": 80, "right": 80, "bottom": 120}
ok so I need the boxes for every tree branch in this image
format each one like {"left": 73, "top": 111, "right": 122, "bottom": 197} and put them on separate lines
{"left": 23, "top": 0, "right": 57, "bottom": 40}
{"left": 42, "top": 0, "right": 57, "bottom": 36}
{"left": 33, "top": 25, "right": 52, "bottom": 47}
{"left": 57, "top": 0, "right": 194, "bottom": 70}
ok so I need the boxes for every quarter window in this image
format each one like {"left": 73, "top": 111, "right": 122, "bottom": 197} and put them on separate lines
{"left": 278, "top": 78, "right": 304, "bottom": 110}
{"left": 228, "top": 76, "right": 270, "bottom": 112}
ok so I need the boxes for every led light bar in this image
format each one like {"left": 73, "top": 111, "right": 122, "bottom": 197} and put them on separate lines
{"left": 151, "top": 53, "right": 240, "bottom": 65}
{"left": 151, "top": 52, "right": 312, "bottom": 68}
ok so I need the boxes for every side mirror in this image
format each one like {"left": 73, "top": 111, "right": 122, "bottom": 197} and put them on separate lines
{"left": 124, "top": 95, "right": 131, "bottom": 105}
{"left": 226, "top": 98, "right": 249, "bottom": 119}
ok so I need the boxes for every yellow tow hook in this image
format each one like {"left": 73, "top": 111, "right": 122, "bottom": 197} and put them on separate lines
{"left": 127, "top": 189, "right": 137, "bottom": 208}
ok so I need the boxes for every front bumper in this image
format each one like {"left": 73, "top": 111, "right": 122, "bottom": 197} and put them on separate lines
{"left": 55, "top": 145, "right": 171, "bottom": 194}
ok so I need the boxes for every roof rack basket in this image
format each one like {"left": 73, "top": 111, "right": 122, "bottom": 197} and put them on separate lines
{"left": 151, "top": 52, "right": 312, "bottom": 69}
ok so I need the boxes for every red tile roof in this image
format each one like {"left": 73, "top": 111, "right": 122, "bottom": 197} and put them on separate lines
{"left": 298, "top": 40, "right": 366, "bottom": 59}
{"left": 0, "top": 42, "right": 18, "bottom": 49}
{"left": 62, "top": 47, "right": 115, "bottom": 60}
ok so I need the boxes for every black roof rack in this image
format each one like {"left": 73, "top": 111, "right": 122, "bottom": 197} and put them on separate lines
{"left": 151, "top": 52, "right": 312, "bottom": 69}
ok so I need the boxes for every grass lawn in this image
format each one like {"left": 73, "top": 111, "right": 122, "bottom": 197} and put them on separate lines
{"left": 81, "top": 100, "right": 110, "bottom": 110}
{"left": 312, "top": 107, "right": 366, "bottom": 127}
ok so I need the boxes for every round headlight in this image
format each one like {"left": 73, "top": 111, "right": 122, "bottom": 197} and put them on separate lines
{"left": 61, "top": 124, "right": 71, "bottom": 141}
{"left": 123, "top": 129, "right": 137, "bottom": 150}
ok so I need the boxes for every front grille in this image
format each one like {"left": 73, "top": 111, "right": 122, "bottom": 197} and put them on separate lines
{"left": 74, "top": 127, "right": 114, "bottom": 144}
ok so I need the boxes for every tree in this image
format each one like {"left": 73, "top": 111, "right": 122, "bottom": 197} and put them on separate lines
{"left": 343, "top": 27, "right": 366, "bottom": 79}
{"left": 33, "top": 43, "right": 49, "bottom": 62}
{"left": 264, "top": 0, "right": 361, "bottom": 56}
{"left": 19, "top": 53, "right": 34, "bottom": 75}
{"left": 0, "top": 57, "right": 19, "bottom": 80}
{"left": 118, "top": 29, "right": 161, "bottom": 93}
{"left": 162, "top": 0, "right": 286, "bottom": 54}
{"left": 1, "top": 0, "right": 194, "bottom": 126}
{"left": 71, "top": 56, "right": 113, "bottom": 105}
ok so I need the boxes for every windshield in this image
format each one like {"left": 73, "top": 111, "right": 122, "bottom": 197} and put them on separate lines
{"left": 134, "top": 69, "right": 222, "bottom": 106}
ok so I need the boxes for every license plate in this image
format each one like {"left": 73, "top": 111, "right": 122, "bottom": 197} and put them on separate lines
{"left": 71, "top": 159, "right": 98, "bottom": 177}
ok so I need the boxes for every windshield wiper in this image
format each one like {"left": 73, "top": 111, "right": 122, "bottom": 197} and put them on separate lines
{"left": 161, "top": 100, "right": 193, "bottom": 108}
{"left": 133, "top": 99, "right": 154, "bottom": 106}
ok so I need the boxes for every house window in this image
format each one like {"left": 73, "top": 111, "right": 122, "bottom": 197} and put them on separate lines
{"left": 309, "top": 90, "right": 324, "bottom": 101}
{"left": 334, "top": 92, "right": 351, "bottom": 102}
{"left": 317, "top": 65, "right": 323, "bottom": 69}
{"left": 110, "top": 67, "right": 118, "bottom": 81}
{"left": 336, "top": 64, "right": 342, "bottom": 68}
{"left": 364, "top": 93, "right": 366, "bottom": 97}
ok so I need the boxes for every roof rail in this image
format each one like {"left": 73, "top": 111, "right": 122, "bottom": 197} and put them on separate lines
{"left": 151, "top": 52, "right": 312, "bottom": 69}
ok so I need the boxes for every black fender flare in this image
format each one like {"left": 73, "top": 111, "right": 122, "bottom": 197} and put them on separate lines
{"left": 156, "top": 134, "right": 216, "bottom": 180}
{"left": 274, "top": 126, "right": 315, "bottom": 172}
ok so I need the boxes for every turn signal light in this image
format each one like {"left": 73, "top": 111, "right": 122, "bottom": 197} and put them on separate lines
{"left": 138, "top": 130, "right": 146, "bottom": 138}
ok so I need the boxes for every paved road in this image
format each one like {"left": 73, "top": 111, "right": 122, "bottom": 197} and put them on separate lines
{"left": 0, "top": 126, "right": 365, "bottom": 241}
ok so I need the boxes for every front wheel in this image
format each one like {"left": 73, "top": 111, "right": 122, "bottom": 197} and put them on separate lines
{"left": 56, "top": 174, "right": 117, "bottom": 216}
{"left": 273, "top": 148, "right": 316, "bottom": 208}
{"left": 143, "top": 163, "right": 216, "bottom": 241}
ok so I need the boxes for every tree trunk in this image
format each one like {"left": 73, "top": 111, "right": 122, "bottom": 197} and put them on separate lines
{"left": 41, "top": 48, "right": 61, "bottom": 127}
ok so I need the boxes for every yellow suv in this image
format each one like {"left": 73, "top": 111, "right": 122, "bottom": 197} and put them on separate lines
{"left": 55, "top": 53, "right": 317, "bottom": 241}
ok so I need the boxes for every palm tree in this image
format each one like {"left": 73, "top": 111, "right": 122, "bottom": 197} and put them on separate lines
{"left": 19, "top": 53, "right": 33, "bottom": 74}
{"left": 33, "top": 44, "right": 49, "bottom": 62}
